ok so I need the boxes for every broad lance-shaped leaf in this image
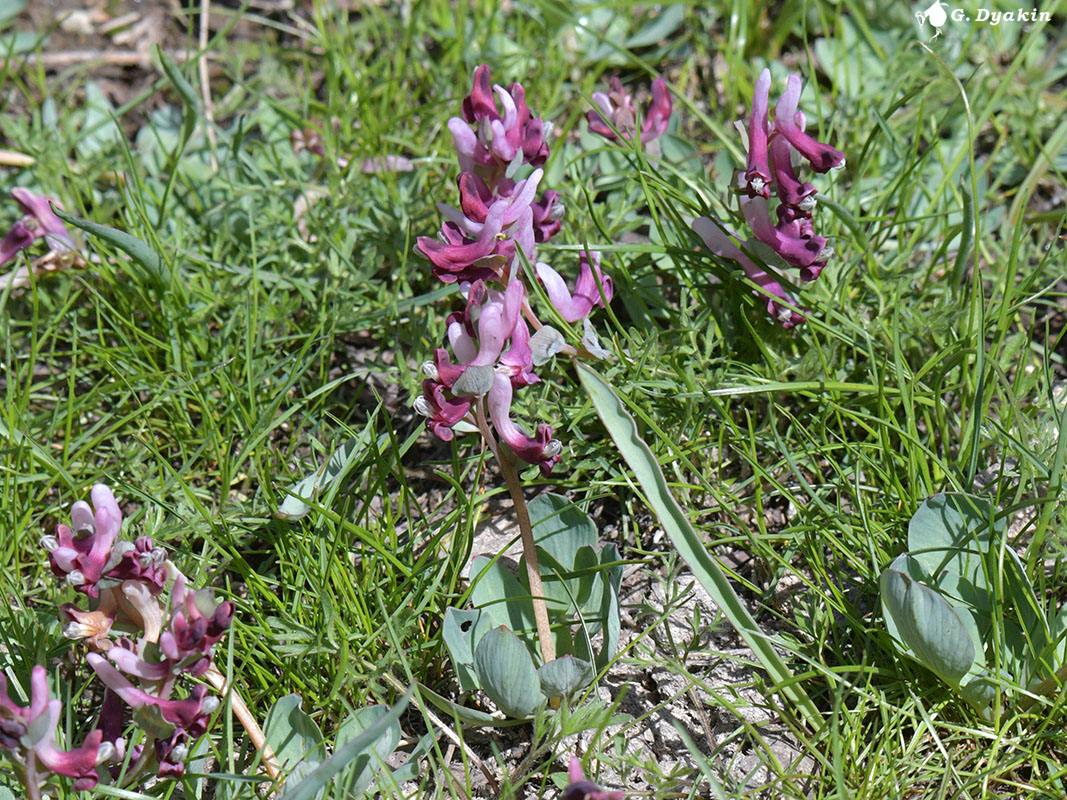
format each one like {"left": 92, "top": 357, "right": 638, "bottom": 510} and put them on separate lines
{"left": 263, "top": 695, "right": 326, "bottom": 778}
{"left": 281, "top": 690, "right": 411, "bottom": 800}
{"left": 538, "top": 654, "right": 593, "bottom": 699}
{"left": 333, "top": 705, "right": 401, "bottom": 798}
{"left": 53, "top": 208, "right": 168, "bottom": 286}
{"left": 474, "top": 626, "right": 544, "bottom": 719}
{"left": 880, "top": 567, "right": 975, "bottom": 686}
{"left": 576, "top": 363, "right": 822, "bottom": 731}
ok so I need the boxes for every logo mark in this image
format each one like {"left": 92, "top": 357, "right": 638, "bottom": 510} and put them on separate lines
{"left": 915, "top": 0, "right": 949, "bottom": 38}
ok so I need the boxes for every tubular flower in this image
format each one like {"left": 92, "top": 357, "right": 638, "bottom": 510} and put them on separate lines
{"left": 536, "top": 251, "right": 613, "bottom": 324}
{"left": 0, "top": 667, "right": 119, "bottom": 791}
{"left": 487, "top": 373, "right": 561, "bottom": 476}
{"left": 694, "top": 69, "right": 843, "bottom": 328}
{"left": 587, "top": 76, "right": 673, "bottom": 146}
{"left": 42, "top": 484, "right": 124, "bottom": 598}
{"left": 562, "top": 757, "right": 625, "bottom": 800}
{"left": 691, "top": 216, "right": 804, "bottom": 330}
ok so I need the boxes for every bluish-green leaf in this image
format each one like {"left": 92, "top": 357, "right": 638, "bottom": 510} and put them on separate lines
{"left": 880, "top": 568, "right": 975, "bottom": 686}
{"left": 53, "top": 208, "right": 167, "bottom": 286}
{"left": 280, "top": 691, "right": 410, "bottom": 800}
{"left": 263, "top": 695, "right": 325, "bottom": 777}
{"left": 474, "top": 626, "right": 544, "bottom": 719}
{"left": 441, "top": 606, "right": 496, "bottom": 691}
{"left": 333, "top": 706, "right": 401, "bottom": 798}
{"left": 576, "top": 363, "right": 821, "bottom": 730}
{"left": 538, "top": 654, "right": 593, "bottom": 699}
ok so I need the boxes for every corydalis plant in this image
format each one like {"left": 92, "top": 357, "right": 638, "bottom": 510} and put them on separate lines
{"left": 586, "top": 76, "right": 672, "bottom": 152}
{"left": 693, "top": 70, "right": 844, "bottom": 328}
{"left": 1, "top": 485, "right": 237, "bottom": 797}
{"left": 414, "top": 65, "right": 613, "bottom": 666}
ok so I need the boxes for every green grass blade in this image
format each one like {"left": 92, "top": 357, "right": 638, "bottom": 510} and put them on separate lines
{"left": 576, "top": 362, "right": 822, "bottom": 732}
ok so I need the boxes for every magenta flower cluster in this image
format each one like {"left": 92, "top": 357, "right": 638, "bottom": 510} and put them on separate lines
{"left": 414, "top": 65, "right": 614, "bottom": 474}
{"left": 1, "top": 485, "right": 235, "bottom": 792}
{"left": 586, "top": 76, "right": 673, "bottom": 148}
{"left": 0, "top": 188, "right": 74, "bottom": 268}
{"left": 694, "top": 70, "right": 844, "bottom": 328}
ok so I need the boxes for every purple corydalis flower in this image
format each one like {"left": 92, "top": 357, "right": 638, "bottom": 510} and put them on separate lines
{"left": 487, "top": 372, "right": 561, "bottom": 475}
{"left": 0, "top": 220, "right": 36, "bottom": 266}
{"left": 158, "top": 579, "right": 236, "bottom": 675}
{"left": 743, "top": 70, "right": 773, "bottom": 198}
{"left": 692, "top": 216, "right": 804, "bottom": 329}
{"left": 773, "top": 73, "right": 845, "bottom": 173}
{"left": 536, "top": 251, "right": 613, "bottom": 324}
{"left": 88, "top": 655, "right": 218, "bottom": 734}
{"left": 42, "top": 484, "right": 124, "bottom": 598}
{"left": 563, "top": 757, "right": 625, "bottom": 800}
{"left": 87, "top": 654, "right": 217, "bottom": 779}
{"left": 587, "top": 76, "right": 672, "bottom": 146}
{"left": 0, "top": 667, "right": 118, "bottom": 791}
{"left": 12, "top": 189, "right": 75, "bottom": 251}
{"left": 414, "top": 208, "right": 509, "bottom": 284}
{"left": 741, "top": 196, "right": 828, "bottom": 276}
{"left": 415, "top": 379, "right": 472, "bottom": 441}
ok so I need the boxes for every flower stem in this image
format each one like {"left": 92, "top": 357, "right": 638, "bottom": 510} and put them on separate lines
{"left": 204, "top": 667, "right": 282, "bottom": 782}
{"left": 474, "top": 402, "right": 556, "bottom": 665}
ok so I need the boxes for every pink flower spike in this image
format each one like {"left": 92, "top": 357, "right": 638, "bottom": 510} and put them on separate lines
{"left": 773, "top": 74, "right": 845, "bottom": 173}
{"left": 487, "top": 373, "right": 561, "bottom": 474}
{"left": 563, "top": 757, "right": 626, "bottom": 800}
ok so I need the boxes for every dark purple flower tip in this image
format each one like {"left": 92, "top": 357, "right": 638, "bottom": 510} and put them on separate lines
{"left": 769, "top": 135, "right": 816, "bottom": 211}
{"left": 458, "top": 172, "right": 494, "bottom": 223}
{"left": 640, "top": 77, "right": 672, "bottom": 143}
{"left": 564, "top": 757, "right": 625, "bottom": 800}
{"left": 743, "top": 68, "right": 773, "bottom": 198}
{"left": 0, "top": 219, "right": 36, "bottom": 266}
{"left": 462, "top": 65, "right": 499, "bottom": 123}
{"left": 415, "top": 379, "right": 472, "bottom": 441}
{"left": 531, "top": 190, "right": 562, "bottom": 243}
{"left": 774, "top": 74, "right": 845, "bottom": 173}
{"left": 487, "top": 372, "right": 561, "bottom": 474}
